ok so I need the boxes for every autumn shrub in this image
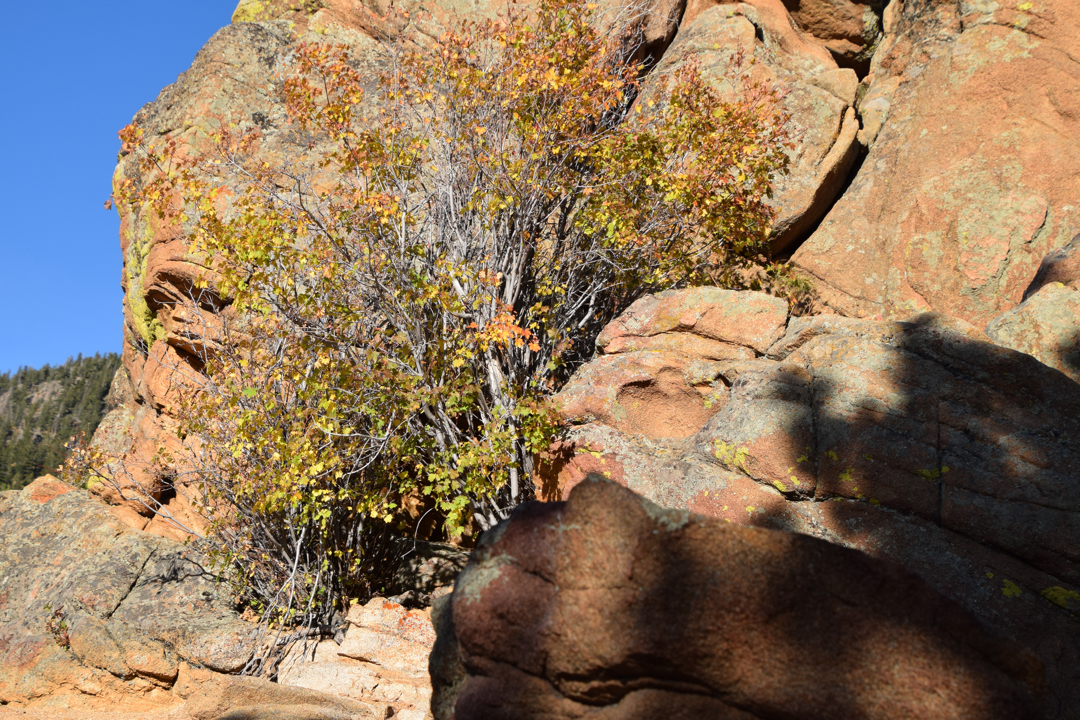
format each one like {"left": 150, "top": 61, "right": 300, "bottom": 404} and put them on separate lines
{"left": 114, "top": 0, "right": 791, "bottom": 666}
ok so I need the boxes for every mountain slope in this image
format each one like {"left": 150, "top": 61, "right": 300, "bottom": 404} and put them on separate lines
{"left": 0, "top": 353, "right": 121, "bottom": 490}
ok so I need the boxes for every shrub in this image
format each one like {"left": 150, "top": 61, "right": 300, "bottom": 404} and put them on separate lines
{"left": 114, "top": 0, "right": 790, "bottom": 667}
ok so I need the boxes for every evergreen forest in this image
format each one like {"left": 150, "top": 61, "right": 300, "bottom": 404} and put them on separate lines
{"left": 0, "top": 353, "right": 121, "bottom": 491}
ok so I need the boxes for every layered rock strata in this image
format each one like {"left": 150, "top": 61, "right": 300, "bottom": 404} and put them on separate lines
{"left": 279, "top": 599, "right": 438, "bottom": 720}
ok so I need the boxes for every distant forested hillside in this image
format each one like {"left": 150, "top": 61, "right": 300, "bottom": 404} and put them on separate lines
{"left": 0, "top": 353, "right": 121, "bottom": 491}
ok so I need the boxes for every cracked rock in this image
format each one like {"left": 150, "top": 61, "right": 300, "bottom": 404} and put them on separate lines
{"left": 545, "top": 289, "right": 1080, "bottom": 718}
{"left": 0, "top": 477, "right": 256, "bottom": 708}
{"left": 432, "top": 476, "right": 1044, "bottom": 719}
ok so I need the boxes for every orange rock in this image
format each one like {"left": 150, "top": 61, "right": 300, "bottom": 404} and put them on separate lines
{"left": 596, "top": 288, "right": 790, "bottom": 354}
{"left": 556, "top": 289, "right": 790, "bottom": 441}
{"left": 656, "top": 0, "right": 861, "bottom": 253}
{"left": 556, "top": 351, "right": 729, "bottom": 439}
{"left": 1024, "top": 233, "right": 1080, "bottom": 297}
{"left": 792, "top": 0, "right": 1080, "bottom": 328}
{"left": 986, "top": 281, "right": 1080, "bottom": 384}
{"left": 780, "top": 0, "right": 882, "bottom": 71}
{"left": 23, "top": 476, "right": 74, "bottom": 505}
{"left": 551, "top": 302, "right": 1080, "bottom": 714}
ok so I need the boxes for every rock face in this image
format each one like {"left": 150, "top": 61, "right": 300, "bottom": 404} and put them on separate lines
{"left": 556, "top": 288, "right": 789, "bottom": 439}
{"left": 982, "top": 235, "right": 1080, "bottom": 385}
{"left": 431, "top": 477, "right": 1044, "bottom": 720}
{"left": 100, "top": 0, "right": 873, "bottom": 519}
{"left": 1024, "top": 233, "right": 1080, "bottom": 297}
{"left": 791, "top": 0, "right": 1080, "bottom": 327}
{"left": 546, "top": 290, "right": 1080, "bottom": 718}
{"left": 780, "top": 0, "right": 884, "bottom": 72}
{"left": 0, "top": 476, "right": 252, "bottom": 709}
{"left": 657, "top": 0, "right": 862, "bottom": 254}
{"left": 83, "top": 0, "right": 1080, "bottom": 717}
{"left": 986, "top": 281, "right": 1080, "bottom": 384}
{"left": 0, "top": 477, "right": 388, "bottom": 719}
{"left": 279, "top": 599, "right": 438, "bottom": 720}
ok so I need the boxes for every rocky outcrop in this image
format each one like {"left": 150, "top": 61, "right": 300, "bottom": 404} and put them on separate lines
{"left": 986, "top": 281, "right": 1080, "bottom": 384}
{"left": 101, "top": 0, "right": 1080, "bottom": 529}
{"left": 0, "top": 476, "right": 252, "bottom": 711}
{"left": 791, "top": 0, "right": 1080, "bottom": 327}
{"left": 556, "top": 288, "right": 789, "bottom": 439}
{"left": 279, "top": 599, "right": 438, "bottom": 720}
{"left": 82, "top": 0, "right": 1080, "bottom": 716}
{"left": 1024, "top": 233, "right": 1080, "bottom": 297}
{"left": 100, "top": 0, "right": 875, "bottom": 524}
{"left": 656, "top": 0, "right": 863, "bottom": 254}
{"left": 431, "top": 476, "right": 1045, "bottom": 719}
{"left": 982, "top": 235, "right": 1080, "bottom": 384}
{"left": 780, "top": 0, "right": 885, "bottom": 72}
{"left": 0, "top": 477, "right": 406, "bottom": 719}
{"left": 546, "top": 290, "right": 1080, "bottom": 718}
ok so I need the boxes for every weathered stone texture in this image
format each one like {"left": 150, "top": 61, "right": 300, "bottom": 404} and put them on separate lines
{"left": 548, "top": 291, "right": 1080, "bottom": 718}
{"left": 791, "top": 0, "right": 1080, "bottom": 327}
{"left": 0, "top": 478, "right": 394, "bottom": 719}
{"left": 432, "top": 477, "right": 1044, "bottom": 720}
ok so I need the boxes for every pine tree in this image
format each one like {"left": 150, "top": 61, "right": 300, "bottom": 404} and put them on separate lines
{"left": 0, "top": 353, "right": 122, "bottom": 491}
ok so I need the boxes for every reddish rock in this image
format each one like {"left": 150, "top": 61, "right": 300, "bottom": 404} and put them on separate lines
{"left": 780, "top": 0, "right": 883, "bottom": 71}
{"left": 597, "top": 288, "right": 790, "bottom": 354}
{"left": 0, "top": 480, "right": 256, "bottom": 710}
{"left": 169, "top": 663, "right": 381, "bottom": 720}
{"left": 657, "top": 0, "right": 861, "bottom": 253}
{"left": 985, "top": 282, "right": 1080, "bottom": 384}
{"left": 67, "top": 615, "right": 131, "bottom": 682}
{"left": 139, "top": 340, "right": 199, "bottom": 415}
{"left": 546, "top": 293, "right": 1080, "bottom": 717}
{"left": 556, "top": 352, "right": 729, "bottom": 439}
{"left": 1025, "top": 233, "right": 1080, "bottom": 298}
{"left": 432, "top": 477, "right": 1044, "bottom": 720}
{"left": 791, "top": 0, "right": 1080, "bottom": 327}
{"left": 0, "top": 478, "right": 445, "bottom": 718}
{"left": 23, "top": 476, "right": 74, "bottom": 505}
{"left": 558, "top": 289, "right": 790, "bottom": 440}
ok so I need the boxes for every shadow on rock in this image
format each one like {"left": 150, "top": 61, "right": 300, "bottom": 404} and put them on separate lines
{"left": 546, "top": 295, "right": 1080, "bottom": 719}
{"left": 431, "top": 477, "right": 1045, "bottom": 720}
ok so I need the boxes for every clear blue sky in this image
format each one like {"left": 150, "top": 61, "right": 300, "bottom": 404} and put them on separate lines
{"left": 0, "top": 2, "right": 234, "bottom": 374}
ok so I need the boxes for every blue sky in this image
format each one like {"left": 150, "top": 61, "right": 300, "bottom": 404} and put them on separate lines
{"left": 0, "top": 2, "right": 233, "bottom": 374}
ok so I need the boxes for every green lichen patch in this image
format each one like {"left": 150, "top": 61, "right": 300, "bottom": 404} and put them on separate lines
{"left": 232, "top": 0, "right": 267, "bottom": 22}
{"left": 232, "top": 0, "right": 324, "bottom": 24}
{"left": 124, "top": 208, "right": 165, "bottom": 351}
{"left": 916, "top": 466, "right": 950, "bottom": 481}
{"left": 454, "top": 553, "right": 514, "bottom": 607}
{"left": 1041, "top": 586, "right": 1080, "bottom": 610}
{"left": 713, "top": 440, "right": 749, "bottom": 472}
